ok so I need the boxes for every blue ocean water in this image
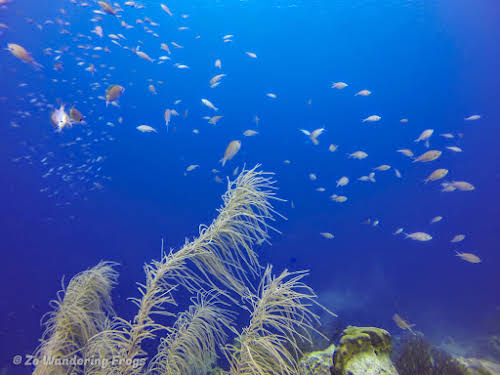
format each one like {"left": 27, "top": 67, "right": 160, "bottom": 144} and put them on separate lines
{"left": 1, "top": 0, "right": 499, "bottom": 370}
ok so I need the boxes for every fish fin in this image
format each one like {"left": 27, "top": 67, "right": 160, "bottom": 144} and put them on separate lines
{"left": 299, "top": 129, "right": 310, "bottom": 136}
{"left": 425, "top": 140, "right": 430, "bottom": 148}
{"left": 219, "top": 158, "right": 226, "bottom": 167}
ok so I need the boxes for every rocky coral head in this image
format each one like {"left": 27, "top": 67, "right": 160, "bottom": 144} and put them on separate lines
{"left": 332, "top": 326, "right": 397, "bottom": 375}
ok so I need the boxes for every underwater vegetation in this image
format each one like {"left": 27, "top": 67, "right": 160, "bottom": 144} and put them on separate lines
{"left": 32, "top": 166, "right": 335, "bottom": 375}
{"left": 393, "top": 334, "right": 470, "bottom": 375}
{"left": 33, "top": 261, "right": 118, "bottom": 375}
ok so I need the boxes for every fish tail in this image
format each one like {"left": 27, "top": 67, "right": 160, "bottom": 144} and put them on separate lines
{"left": 32, "top": 61, "right": 44, "bottom": 70}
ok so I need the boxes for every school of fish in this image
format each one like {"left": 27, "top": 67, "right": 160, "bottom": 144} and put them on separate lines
{"left": 1, "top": 0, "right": 485, "bottom": 334}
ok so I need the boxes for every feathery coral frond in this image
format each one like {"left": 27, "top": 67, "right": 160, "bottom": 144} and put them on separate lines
{"left": 84, "top": 254, "right": 177, "bottom": 375}
{"left": 148, "top": 291, "right": 234, "bottom": 375}
{"left": 171, "top": 164, "right": 285, "bottom": 295}
{"left": 31, "top": 166, "right": 337, "bottom": 375}
{"left": 84, "top": 166, "right": 283, "bottom": 375}
{"left": 33, "top": 262, "right": 118, "bottom": 375}
{"left": 225, "top": 266, "right": 333, "bottom": 375}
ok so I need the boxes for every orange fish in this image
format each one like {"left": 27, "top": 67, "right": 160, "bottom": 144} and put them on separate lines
{"left": 455, "top": 251, "right": 481, "bottom": 264}
{"left": 220, "top": 140, "right": 241, "bottom": 167}
{"left": 160, "top": 3, "right": 172, "bottom": 16}
{"left": 98, "top": 1, "right": 116, "bottom": 15}
{"left": 7, "top": 43, "right": 43, "bottom": 69}
{"left": 164, "top": 109, "right": 171, "bottom": 131}
{"left": 105, "top": 84, "right": 125, "bottom": 106}
{"left": 393, "top": 314, "right": 416, "bottom": 335}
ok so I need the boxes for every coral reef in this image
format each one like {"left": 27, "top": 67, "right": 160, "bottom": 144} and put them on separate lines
{"left": 393, "top": 335, "right": 469, "bottom": 375}
{"left": 31, "top": 166, "right": 335, "bottom": 375}
{"left": 457, "top": 357, "right": 500, "bottom": 375}
{"left": 299, "top": 343, "right": 335, "bottom": 375}
{"left": 332, "top": 326, "right": 398, "bottom": 375}
{"left": 470, "top": 336, "right": 500, "bottom": 362}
